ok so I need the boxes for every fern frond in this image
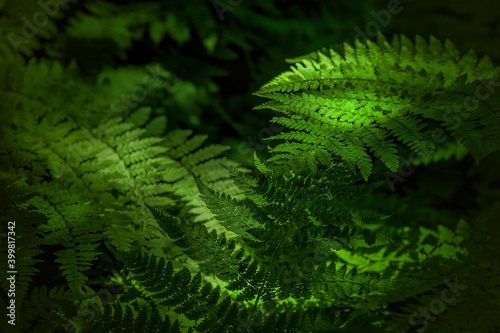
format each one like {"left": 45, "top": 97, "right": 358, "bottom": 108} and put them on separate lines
{"left": 79, "top": 302, "right": 181, "bottom": 333}
{"left": 16, "top": 286, "right": 73, "bottom": 332}
{"left": 196, "top": 180, "right": 265, "bottom": 242}
{"left": 118, "top": 249, "right": 245, "bottom": 333}
{"left": 255, "top": 33, "right": 500, "bottom": 180}
{"left": 147, "top": 205, "right": 262, "bottom": 291}
{"left": 0, "top": 177, "right": 44, "bottom": 310}
{"left": 25, "top": 186, "right": 103, "bottom": 296}
{"left": 161, "top": 128, "right": 249, "bottom": 235}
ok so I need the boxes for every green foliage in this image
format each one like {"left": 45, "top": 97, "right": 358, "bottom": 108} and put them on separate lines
{"left": 0, "top": 0, "right": 75, "bottom": 57}
{"left": 0, "top": 178, "right": 44, "bottom": 309}
{"left": 0, "top": 40, "right": 246, "bottom": 330}
{"left": 80, "top": 302, "right": 182, "bottom": 333}
{"left": 1, "top": 1, "right": 499, "bottom": 332}
{"left": 254, "top": 34, "right": 500, "bottom": 180}
{"left": 86, "top": 158, "right": 500, "bottom": 332}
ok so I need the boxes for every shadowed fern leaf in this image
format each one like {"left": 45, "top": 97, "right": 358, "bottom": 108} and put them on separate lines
{"left": 79, "top": 302, "right": 181, "bottom": 333}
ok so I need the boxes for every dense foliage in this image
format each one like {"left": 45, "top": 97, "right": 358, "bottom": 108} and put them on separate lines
{"left": 1, "top": 1, "right": 499, "bottom": 332}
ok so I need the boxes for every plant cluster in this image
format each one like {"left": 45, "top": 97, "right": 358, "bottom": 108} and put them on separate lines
{"left": 1, "top": 1, "right": 499, "bottom": 332}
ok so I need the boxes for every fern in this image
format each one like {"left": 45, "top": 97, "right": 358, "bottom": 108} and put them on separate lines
{"left": 63, "top": 151, "right": 500, "bottom": 332}
{"left": 0, "top": 0, "right": 75, "bottom": 57}
{"left": 27, "top": 187, "right": 104, "bottom": 297}
{"left": 383, "top": 204, "right": 500, "bottom": 333}
{"left": 19, "top": 286, "right": 73, "bottom": 332}
{"left": 254, "top": 33, "right": 500, "bottom": 180}
{"left": 0, "top": 54, "right": 249, "bottom": 332}
{"left": 79, "top": 302, "right": 182, "bottom": 333}
{"left": 124, "top": 163, "right": 397, "bottom": 330}
{"left": 0, "top": 177, "right": 44, "bottom": 309}
{"left": 147, "top": 204, "right": 263, "bottom": 301}
{"left": 1, "top": 7, "right": 499, "bottom": 330}
{"left": 116, "top": 249, "right": 245, "bottom": 332}
{"left": 161, "top": 128, "right": 248, "bottom": 235}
